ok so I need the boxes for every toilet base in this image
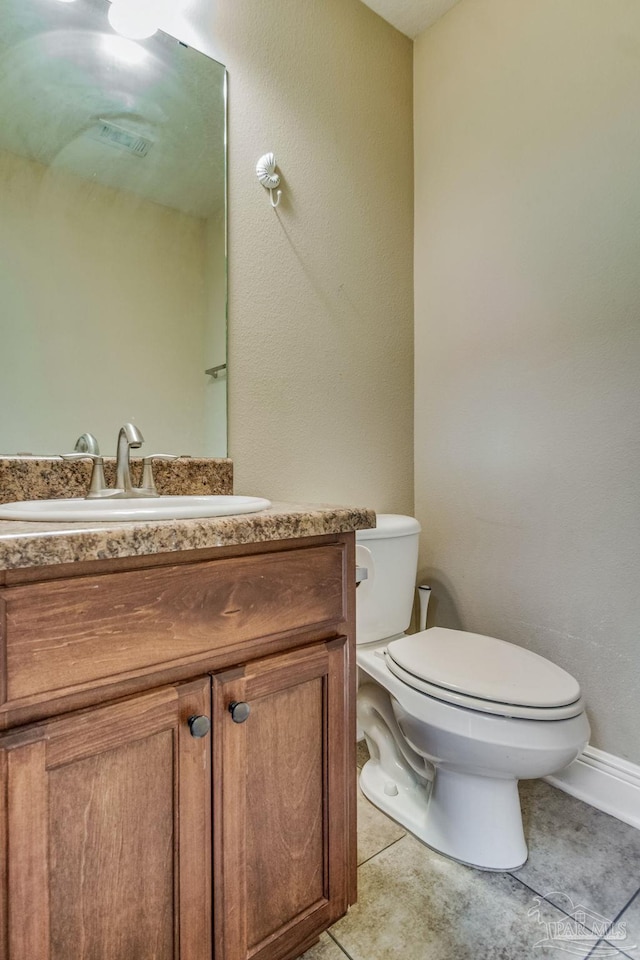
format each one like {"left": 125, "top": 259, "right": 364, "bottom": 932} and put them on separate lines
{"left": 359, "top": 757, "right": 528, "bottom": 871}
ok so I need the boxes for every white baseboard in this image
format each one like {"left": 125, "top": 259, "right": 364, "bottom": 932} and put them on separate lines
{"left": 546, "top": 746, "right": 640, "bottom": 831}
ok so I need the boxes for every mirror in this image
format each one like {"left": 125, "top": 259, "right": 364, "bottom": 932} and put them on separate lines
{"left": 0, "top": 0, "right": 227, "bottom": 456}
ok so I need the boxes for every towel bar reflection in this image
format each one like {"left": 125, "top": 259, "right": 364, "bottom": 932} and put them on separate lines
{"left": 205, "top": 364, "right": 227, "bottom": 379}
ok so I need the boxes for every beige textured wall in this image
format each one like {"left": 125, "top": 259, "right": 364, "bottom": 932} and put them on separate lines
{"left": 414, "top": 0, "right": 640, "bottom": 762}
{"left": 170, "top": 0, "right": 414, "bottom": 512}
{"left": 0, "top": 149, "right": 208, "bottom": 455}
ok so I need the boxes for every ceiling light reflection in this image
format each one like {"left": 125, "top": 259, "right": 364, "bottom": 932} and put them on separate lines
{"left": 107, "top": 0, "right": 159, "bottom": 40}
{"left": 100, "top": 32, "right": 148, "bottom": 66}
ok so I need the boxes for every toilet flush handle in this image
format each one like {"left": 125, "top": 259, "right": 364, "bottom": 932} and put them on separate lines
{"left": 355, "top": 545, "right": 375, "bottom": 588}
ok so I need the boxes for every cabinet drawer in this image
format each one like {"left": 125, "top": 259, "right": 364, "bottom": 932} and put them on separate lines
{"left": 1, "top": 544, "right": 346, "bottom": 706}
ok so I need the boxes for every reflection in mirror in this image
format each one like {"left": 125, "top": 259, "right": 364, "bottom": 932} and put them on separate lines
{"left": 0, "top": 0, "right": 227, "bottom": 456}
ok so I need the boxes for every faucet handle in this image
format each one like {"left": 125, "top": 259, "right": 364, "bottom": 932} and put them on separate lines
{"left": 61, "top": 453, "right": 108, "bottom": 498}
{"left": 74, "top": 433, "right": 100, "bottom": 455}
{"left": 140, "top": 454, "right": 179, "bottom": 497}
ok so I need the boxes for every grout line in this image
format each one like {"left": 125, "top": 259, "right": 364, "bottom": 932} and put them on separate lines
{"left": 357, "top": 833, "right": 407, "bottom": 868}
{"left": 507, "top": 873, "right": 639, "bottom": 957}
{"left": 585, "top": 940, "right": 635, "bottom": 960}
{"left": 326, "top": 929, "right": 357, "bottom": 960}
{"left": 610, "top": 885, "right": 640, "bottom": 925}
{"left": 609, "top": 947, "right": 637, "bottom": 959}
{"left": 506, "top": 874, "right": 605, "bottom": 931}
{"left": 585, "top": 942, "right": 608, "bottom": 959}
{"left": 600, "top": 886, "right": 640, "bottom": 959}
{"left": 504, "top": 872, "right": 564, "bottom": 903}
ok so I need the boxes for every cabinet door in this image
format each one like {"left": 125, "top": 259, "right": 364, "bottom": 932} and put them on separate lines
{"left": 212, "top": 638, "right": 351, "bottom": 960}
{"left": 0, "top": 679, "right": 212, "bottom": 960}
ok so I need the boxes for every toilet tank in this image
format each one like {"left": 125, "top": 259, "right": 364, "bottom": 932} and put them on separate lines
{"left": 356, "top": 514, "right": 421, "bottom": 645}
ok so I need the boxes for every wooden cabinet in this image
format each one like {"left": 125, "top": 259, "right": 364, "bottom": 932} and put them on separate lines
{"left": 1, "top": 678, "right": 212, "bottom": 960}
{"left": 0, "top": 534, "right": 356, "bottom": 960}
{"left": 213, "top": 639, "right": 350, "bottom": 960}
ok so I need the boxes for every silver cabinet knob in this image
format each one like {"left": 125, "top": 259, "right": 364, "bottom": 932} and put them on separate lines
{"left": 188, "top": 715, "right": 211, "bottom": 738}
{"left": 229, "top": 701, "right": 250, "bottom": 724}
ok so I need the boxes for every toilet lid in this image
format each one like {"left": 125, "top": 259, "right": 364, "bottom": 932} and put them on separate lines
{"left": 386, "top": 628, "right": 581, "bottom": 709}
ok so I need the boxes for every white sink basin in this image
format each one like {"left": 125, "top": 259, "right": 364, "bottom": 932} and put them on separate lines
{"left": 0, "top": 495, "right": 272, "bottom": 523}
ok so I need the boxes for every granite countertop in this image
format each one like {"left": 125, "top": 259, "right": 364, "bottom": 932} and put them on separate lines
{"left": 0, "top": 502, "right": 376, "bottom": 571}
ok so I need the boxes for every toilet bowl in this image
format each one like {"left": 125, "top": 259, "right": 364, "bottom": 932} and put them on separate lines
{"left": 355, "top": 515, "right": 590, "bottom": 871}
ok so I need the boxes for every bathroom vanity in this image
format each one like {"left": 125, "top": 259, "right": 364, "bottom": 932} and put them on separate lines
{"left": 0, "top": 495, "right": 374, "bottom": 960}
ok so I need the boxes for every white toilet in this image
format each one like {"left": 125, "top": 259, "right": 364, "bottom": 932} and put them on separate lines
{"left": 356, "top": 514, "right": 590, "bottom": 871}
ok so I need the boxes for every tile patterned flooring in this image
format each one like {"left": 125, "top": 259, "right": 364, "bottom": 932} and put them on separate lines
{"left": 302, "top": 743, "right": 640, "bottom": 960}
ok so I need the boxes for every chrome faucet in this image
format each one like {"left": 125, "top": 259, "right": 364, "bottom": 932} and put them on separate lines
{"left": 62, "top": 424, "right": 177, "bottom": 499}
{"left": 111, "top": 425, "right": 178, "bottom": 498}
{"left": 114, "top": 422, "right": 144, "bottom": 497}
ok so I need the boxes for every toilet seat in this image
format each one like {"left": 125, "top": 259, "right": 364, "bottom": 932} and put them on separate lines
{"left": 385, "top": 628, "right": 584, "bottom": 721}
